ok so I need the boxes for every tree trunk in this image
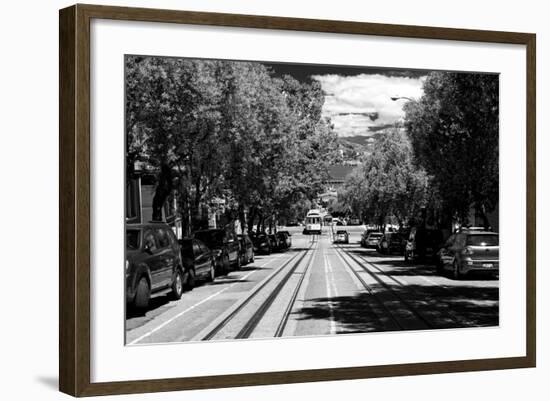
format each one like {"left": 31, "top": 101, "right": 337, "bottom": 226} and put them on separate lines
{"left": 477, "top": 204, "right": 491, "bottom": 230}
{"left": 256, "top": 214, "right": 263, "bottom": 233}
{"left": 152, "top": 163, "right": 172, "bottom": 222}
{"left": 247, "top": 207, "right": 256, "bottom": 233}
{"left": 238, "top": 205, "right": 247, "bottom": 235}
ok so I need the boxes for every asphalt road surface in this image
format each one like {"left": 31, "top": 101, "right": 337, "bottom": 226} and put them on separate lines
{"left": 126, "top": 226, "right": 499, "bottom": 345}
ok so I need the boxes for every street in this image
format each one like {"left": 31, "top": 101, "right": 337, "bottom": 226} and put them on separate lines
{"left": 126, "top": 226, "right": 498, "bottom": 344}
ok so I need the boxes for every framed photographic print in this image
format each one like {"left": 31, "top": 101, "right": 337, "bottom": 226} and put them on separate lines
{"left": 59, "top": 4, "right": 536, "bottom": 397}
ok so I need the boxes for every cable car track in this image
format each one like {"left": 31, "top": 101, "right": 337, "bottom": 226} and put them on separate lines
{"left": 333, "top": 244, "right": 436, "bottom": 330}
{"left": 196, "top": 235, "right": 318, "bottom": 341}
{"left": 350, "top": 249, "right": 477, "bottom": 328}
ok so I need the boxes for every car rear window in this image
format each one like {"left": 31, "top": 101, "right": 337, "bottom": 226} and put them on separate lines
{"left": 126, "top": 229, "right": 140, "bottom": 250}
{"left": 467, "top": 234, "right": 499, "bottom": 246}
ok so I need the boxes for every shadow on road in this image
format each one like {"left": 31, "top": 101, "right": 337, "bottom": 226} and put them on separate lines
{"left": 206, "top": 279, "right": 253, "bottom": 286}
{"left": 294, "top": 282, "right": 499, "bottom": 332}
{"left": 126, "top": 295, "right": 173, "bottom": 318}
{"left": 237, "top": 265, "right": 271, "bottom": 272}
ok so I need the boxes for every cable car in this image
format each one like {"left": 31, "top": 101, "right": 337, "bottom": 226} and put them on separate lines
{"left": 303, "top": 210, "right": 322, "bottom": 235}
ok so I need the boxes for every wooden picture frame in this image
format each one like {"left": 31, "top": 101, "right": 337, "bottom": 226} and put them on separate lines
{"left": 59, "top": 3, "right": 536, "bottom": 397}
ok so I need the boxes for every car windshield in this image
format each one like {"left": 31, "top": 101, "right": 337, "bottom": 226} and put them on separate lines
{"left": 126, "top": 229, "right": 140, "bottom": 250}
{"left": 467, "top": 234, "right": 499, "bottom": 246}
{"left": 195, "top": 231, "right": 224, "bottom": 247}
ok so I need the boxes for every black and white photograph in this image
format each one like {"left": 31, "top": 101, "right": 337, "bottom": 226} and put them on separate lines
{"left": 124, "top": 55, "right": 499, "bottom": 345}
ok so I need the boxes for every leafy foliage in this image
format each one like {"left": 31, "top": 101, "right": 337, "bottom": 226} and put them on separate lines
{"left": 403, "top": 72, "right": 499, "bottom": 224}
{"left": 341, "top": 128, "right": 429, "bottom": 227}
{"left": 125, "top": 56, "right": 338, "bottom": 233}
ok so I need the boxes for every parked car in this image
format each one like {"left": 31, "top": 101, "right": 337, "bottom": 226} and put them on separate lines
{"left": 179, "top": 238, "right": 216, "bottom": 283}
{"left": 363, "top": 231, "right": 383, "bottom": 249}
{"left": 276, "top": 231, "right": 292, "bottom": 249}
{"left": 126, "top": 223, "right": 189, "bottom": 310}
{"left": 436, "top": 230, "right": 499, "bottom": 279}
{"left": 360, "top": 229, "right": 378, "bottom": 247}
{"left": 333, "top": 230, "right": 349, "bottom": 244}
{"left": 268, "top": 233, "right": 281, "bottom": 251}
{"left": 250, "top": 232, "right": 272, "bottom": 254}
{"left": 194, "top": 229, "right": 240, "bottom": 275}
{"left": 404, "top": 227, "right": 444, "bottom": 263}
{"left": 377, "top": 232, "right": 406, "bottom": 255}
{"left": 237, "top": 234, "right": 255, "bottom": 265}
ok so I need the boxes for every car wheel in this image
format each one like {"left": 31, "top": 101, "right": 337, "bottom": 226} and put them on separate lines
{"left": 184, "top": 268, "right": 196, "bottom": 290}
{"left": 207, "top": 261, "right": 215, "bottom": 282}
{"left": 171, "top": 269, "right": 184, "bottom": 300}
{"left": 134, "top": 277, "right": 150, "bottom": 310}
{"left": 453, "top": 260, "right": 462, "bottom": 280}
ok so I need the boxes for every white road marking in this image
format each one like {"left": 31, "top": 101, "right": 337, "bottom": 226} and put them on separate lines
{"left": 128, "top": 256, "right": 290, "bottom": 345}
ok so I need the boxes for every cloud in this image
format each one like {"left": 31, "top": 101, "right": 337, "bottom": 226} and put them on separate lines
{"left": 312, "top": 73, "right": 425, "bottom": 137}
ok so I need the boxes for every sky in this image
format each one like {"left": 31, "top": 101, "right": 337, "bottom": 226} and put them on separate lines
{"left": 264, "top": 62, "right": 427, "bottom": 138}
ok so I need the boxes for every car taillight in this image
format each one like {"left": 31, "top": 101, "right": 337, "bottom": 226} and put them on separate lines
{"left": 462, "top": 246, "right": 474, "bottom": 255}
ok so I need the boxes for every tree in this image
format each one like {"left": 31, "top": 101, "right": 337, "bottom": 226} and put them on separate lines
{"left": 403, "top": 72, "right": 499, "bottom": 228}
{"left": 341, "top": 128, "right": 429, "bottom": 229}
{"left": 126, "top": 56, "right": 227, "bottom": 233}
{"left": 266, "top": 76, "right": 338, "bottom": 230}
{"left": 126, "top": 56, "right": 339, "bottom": 235}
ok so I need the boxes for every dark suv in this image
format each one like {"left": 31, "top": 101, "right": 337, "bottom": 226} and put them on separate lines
{"left": 250, "top": 232, "right": 272, "bottom": 254}
{"left": 377, "top": 232, "right": 407, "bottom": 255}
{"left": 126, "top": 223, "right": 188, "bottom": 310}
{"left": 404, "top": 228, "right": 444, "bottom": 263}
{"left": 194, "top": 229, "right": 240, "bottom": 274}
